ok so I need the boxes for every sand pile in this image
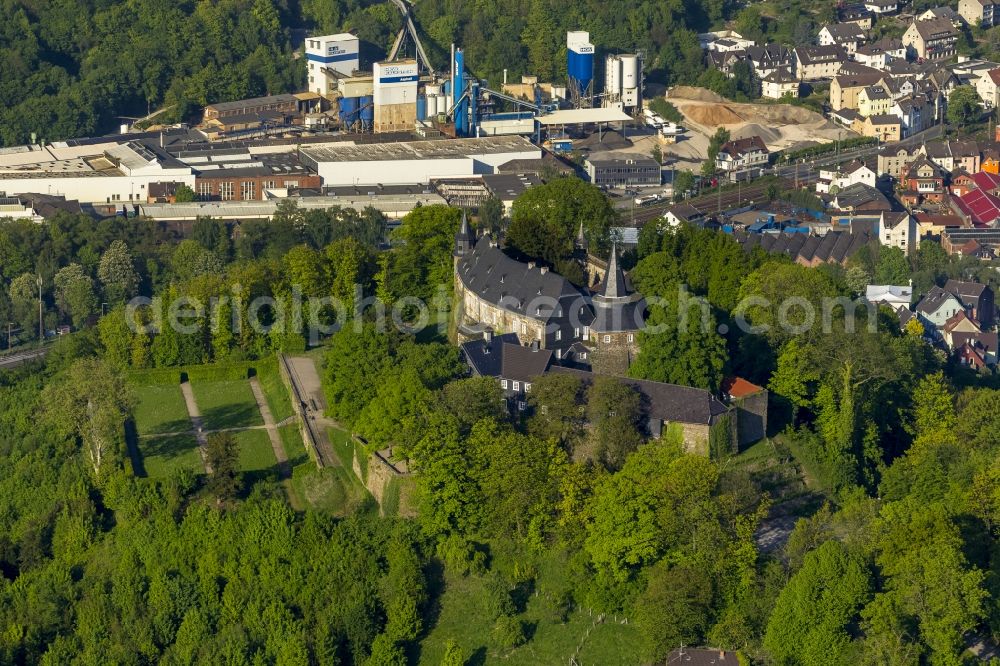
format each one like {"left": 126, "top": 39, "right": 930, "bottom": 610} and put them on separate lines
{"left": 684, "top": 104, "right": 746, "bottom": 126}
{"left": 732, "top": 123, "right": 783, "bottom": 144}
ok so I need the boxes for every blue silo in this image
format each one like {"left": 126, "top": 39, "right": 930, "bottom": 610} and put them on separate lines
{"left": 339, "top": 97, "right": 359, "bottom": 127}
{"left": 416, "top": 95, "right": 427, "bottom": 121}
{"left": 359, "top": 96, "right": 374, "bottom": 127}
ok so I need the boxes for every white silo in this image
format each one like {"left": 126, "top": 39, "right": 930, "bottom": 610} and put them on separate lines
{"left": 620, "top": 54, "right": 641, "bottom": 109}
{"left": 427, "top": 94, "right": 439, "bottom": 116}
{"left": 605, "top": 55, "right": 623, "bottom": 103}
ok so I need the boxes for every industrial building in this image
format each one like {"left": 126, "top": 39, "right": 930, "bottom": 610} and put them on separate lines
{"left": 373, "top": 59, "right": 419, "bottom": 133}
{"left": 585, "top": 155, "right": 661, "bottom": 189}
{"left": 603, "top": 53, "right": 643, "bottom": 110}
{"left": 306, "top": 33, "right": 360, "bottom": 96}
{"left": 298, "top": 136, "right": 541, "bottom": 186}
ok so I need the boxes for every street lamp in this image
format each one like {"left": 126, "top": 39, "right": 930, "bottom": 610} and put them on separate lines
{"left": 36, "top": 275, "right": 43, "bottom": 341}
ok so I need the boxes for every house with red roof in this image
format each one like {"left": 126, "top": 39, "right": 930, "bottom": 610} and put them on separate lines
{"left": 953, "top": 186, "right": 1000, "bottom": 226}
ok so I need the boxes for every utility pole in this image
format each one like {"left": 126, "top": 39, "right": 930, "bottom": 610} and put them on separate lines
{"left": 36, "top": 275, "right": 43, "bottom": 341}
{"left": 6, "top": 323, "right": 11, "bottom": 350}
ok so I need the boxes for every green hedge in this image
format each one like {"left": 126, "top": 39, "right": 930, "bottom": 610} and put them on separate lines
{"left": 129, "top": 357, "right": 279, "bottom": 385}
{"left": 780, "top": 137, "right": 878, "bottom": 162}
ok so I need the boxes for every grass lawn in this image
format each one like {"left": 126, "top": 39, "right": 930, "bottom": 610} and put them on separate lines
{"left": 418, "top": 573, "right": 643, "bottom": 665}
{"left": 234, "top": 429, "right": 277, "bottom": 472}
{"left": 330, "top": 426, "right": 365, "bottom": 479}
{"left": 133, "top": 384, "right": 190, "bottom": 436}
{"left": 279, "top": 424, "right": 310, "bottom": 467}
{"left": 191, "top": 380, "right": 264, "bottom": 431}
{"left": 140, "top": 434, "right": 203, "bottom": 478}
{"left": 258, "top": 365, "right": 295, "bottom": 423}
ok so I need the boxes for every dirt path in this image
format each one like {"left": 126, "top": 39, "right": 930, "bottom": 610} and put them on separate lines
{"left": 249, "top": 376, "right": 290, "bottom": 479}
{"left": 179, "top": 381, "right": 211, "bottom": 473}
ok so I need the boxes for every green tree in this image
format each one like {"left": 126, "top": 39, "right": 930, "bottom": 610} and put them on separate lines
{"left": 764, "top": 541, "right": 872, "bottom": 665}
{"left": 946, "top": 85, "right": 982, "bottom": 128}
{"left": 673, "top": 170, "right": 697, "bottom": 201}
{"left": 174, "top": 184, "right": 196, "bottom": 202}
{"left": 874, "top": 246, "right": 910, "bottom": 285}
{"left": 635, "top": 562, "right": 716, "bottom": 662}
{"left": 98, "top": 240, "right": 140, "bottom": 304}
{"left": 478, "top": 197, "right": 505, "bottom": 238}
{"left": 205, "top": 432, "right": 241, "bottom": 500}
{"left": 586, "top": 377, "right": 645, "bottom": 470}
{"left": 53, "top": 263, "right": 97, "bottom": 328}
{"left": 41, "top": 358, "right": 135, "bottom": 475}
{"left": 98, "top": 306, "right": 134, "bottom": 368}
{"left": 526, "top": 373, "right": 586, "bottom": 448}
{"left": 508, "top": 178, "right": 615, "bottom": 268}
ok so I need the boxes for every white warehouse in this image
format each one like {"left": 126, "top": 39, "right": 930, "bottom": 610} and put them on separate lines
{"left": 298, "top": 136, "right": 541, "bottom": 186}
{"left": 0, "top": 140, "right": 195, "bottom": 204}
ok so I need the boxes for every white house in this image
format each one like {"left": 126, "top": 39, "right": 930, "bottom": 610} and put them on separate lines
{"left": 916, "top": 286, "right": 965, "bottom": 328}
{"left": 715, "top": 136, "right": 770, "bottom": 180}
{"left": 881, "top": 211, "right": 917, "bottom": 254}
{"left": 818, "top": 24, "right": 866, "bottom": 54}
{"left": 816, "top": 160, "right": 877, "bottom": 193}
{"left": 760, "top": 68, "right": 800, "bottom": 99}
{"left": 866, "top": 284, "right": 913, "bottom": 309}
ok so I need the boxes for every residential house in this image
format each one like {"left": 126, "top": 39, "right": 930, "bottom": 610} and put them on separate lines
{"left": 852, "top": 113, "right": 902, "bottom": 142}
{"left": 865, "top": 0, "right": 898, "bottom": 14}
{"left": 866, "top": 284, "right": 913, "bottom": 309}
{"left": 971, "top": 169, "right": 1000, "bottom": 193}
{"left": 839, "top": 4, "right": 875, "bottom": 28}
{"left": 901, "top": 156, "right": 947, "bottom": 204}
{"left": 830, "top": 70, "right": 885, "bottom": 110}
{"left": 922, "top": 140, "right": 981, "bottom": 173}
{"left": 982, "top": 147, "right": 1000, "bottom": 173}
{"left": 700, "top": 30, "right": 756, "bottom": 51}
{"left": 892, "top": 95, "right": 937, "bottom": 136}
{"left": 663, "top": 203, "right": 706, "bottom": 227}
{"left": 881, "top": 211, "right": 918, "bottom": 253}
{"left": 878, "top": 145, "right": 921, "bottom": 178}
{"left": 819, "top": 24, "right": 867, "bottom": 54}
{"left": 761, "top": 68, "right": 800, "bottom": 99}
{"left": 902, "top": 18, "right": 960, "bottom": 61}
{"left": 916, "top": 285, "right": 965, "bottom": 328}
{"left": 927, "top": 68, "right": 962, "bottom": 94}
{"left": 956, "top": 238, "right": 998, "bottom": 260}
{"left": 951, "top": 168, "right": 976, "bottom": 196}
{"left": 858, "top": 85, "right": 893, "bottom": 117}
{"left": 871, "top": 36, "right": 907, "bottom": 60}
{"left": 916, "top": 212, "right": 966, "bottom": 236}
{"left": 853, "top": 44, "right": 891, "bottom": 70}
{"left": 794, "top": 45, "right": 849, "bottom": 80}
{"left": 945, "top": 279, "right": 995, "bottom": 325}
{"left": 745, "top": 44, "right": 795, "bottom": 79}
{"left": 715, "top": 136, "right": 770, "bottom": 180}
{"left": 959, "top": 0, "right": 1000, "bottom": 27}
{"left": 942, "top": 310, "right": 983, "bottom": 348}
{"left": 816, "top": 160, "right": 877, "bottom": 193}
{"left": 831, "top": 108, "right": 863, "bottom": 126}
{"left": 973, "top": 68, "right": 1000, "bottom": 107}
{"left": 732, "top": 229, "right": 876, "bottom": 267}
{"left": 919, "top": 6, "right": 964, "bottom": 25}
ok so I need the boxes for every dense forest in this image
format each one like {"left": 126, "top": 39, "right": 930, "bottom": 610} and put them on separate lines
{"left": 1, "top": 178, "right": 999, "bottom": 662}
{"left": 0, "top": 0, "right": 737, "bottom": 146}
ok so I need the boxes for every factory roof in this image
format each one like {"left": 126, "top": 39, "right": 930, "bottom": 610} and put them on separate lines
{"left": 205, "top": 94, "right": 299, "bottom": 114}
{"left": 300, "top": 136, "right": 538, "bottom": 162}
{"left": 139, "top": 193, "right": 445, "bottom": 220}
{"left": 482, "top": 173, "right": 542, "bottom": 200}
{"left": 535, "top": 108, "right": 633, "bottom": 125}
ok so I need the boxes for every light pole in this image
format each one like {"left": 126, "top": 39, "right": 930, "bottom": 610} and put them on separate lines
{"left": 6, "top": 322, "right": 12, "bottom": 350}
{"left": 36, "top": 275, "right": 43, "bottom": 341}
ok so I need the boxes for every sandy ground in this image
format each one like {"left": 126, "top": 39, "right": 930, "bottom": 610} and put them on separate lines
{"left": 662, "top": 86, "right": 858, "bottom": 162}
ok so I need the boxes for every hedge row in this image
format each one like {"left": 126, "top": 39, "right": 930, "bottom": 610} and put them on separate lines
{"left": 129, "top": 356, "right": 279, "bottom": 385}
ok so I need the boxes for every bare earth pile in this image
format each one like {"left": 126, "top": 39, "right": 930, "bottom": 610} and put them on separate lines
{"left": 665, "top": 86, "right": 855, "bottom": 153}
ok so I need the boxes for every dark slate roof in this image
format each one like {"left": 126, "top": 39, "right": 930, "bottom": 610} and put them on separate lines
{"left": 461, "top": 335, "right": 556, "bottom": 382}
{"left": 551, "top": 367, "right": 731, "bottom": 426}
{"left": 719, "top": 136, "right": 769, "bottom": 157}
{"left": 833, "top": 183, "right": 891, "bottom": 211}
{"left": 945, "top": 279, "right": 989, "bottom": 303}
{"left": 601, "top": 245, "right": 627, "bottom": 299}
{"left": 666, "top": 648, "right": 740, "bottom": 666}
{"left": 456, "top": 243, "right": 586, "bottom": 322}
{"left": 916, "top": 286, "right": 959, "bottom": 315}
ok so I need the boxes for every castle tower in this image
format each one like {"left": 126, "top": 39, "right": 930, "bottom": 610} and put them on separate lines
{"left": 454, "top": 210, "right": 475, "bottom": 258}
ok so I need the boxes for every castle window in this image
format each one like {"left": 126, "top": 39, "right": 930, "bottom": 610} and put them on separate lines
{"left": 513, "top": 381, "right": 520, "bottom": 391}
{"left": 501, "top": 379, "right": 508, "bottom": 389}
{"left": 525, "top": 383, "right": 532, "bottom": 392}
{"left": 556, "top": 330, "right": 562, "bottom": 341}
{"left": 522, "top": 323, "right": 527, "bottom": 334}
{"left": 604, "top": 335, "right": 611, "bottom": 343}
{"left": 575, "top": 327, "right": 580, "bottom": 338}
{"left": 628, "top": 334, "right": 634, "bottom": 343}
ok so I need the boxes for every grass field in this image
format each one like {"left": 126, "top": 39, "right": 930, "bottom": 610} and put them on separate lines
{"left": 258, "top": 365, "right": 294, "bottom": 423}
{"left": 133, "top": 384, "right": 190, "bottom": 436}
{"left": 191, "top": 380, "right": 264, "bottom": 431}
{"left": 140, "top": 434, "right": 203, "bottom": 478}
{"left": 282, "top": 425, "right": 371, "bottom": 514}
{"left": 234, "top": 429, "right": 277, "bottom": 472}
{"left": 330, "top": 426, "right": 365, "bottom": 479}
{"left": 418, "top": 573, "right": 643, "bottom": 665}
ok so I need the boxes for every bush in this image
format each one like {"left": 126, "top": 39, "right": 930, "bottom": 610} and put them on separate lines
{"left": 483, "top": 573, "right": 516, "bottom": 620}
{"left": 490, "top": 615, "right": 526, "bottom": 649}
{"left": 781, "top": 137, "right": 877, "bottom": 162}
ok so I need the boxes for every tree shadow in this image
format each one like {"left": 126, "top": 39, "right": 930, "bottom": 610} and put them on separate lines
{"left": 124, "top": 419, "right": 146, "bottom": 477}
{"left": 466, "top": 646, "right": 487, "bottom": 666}
{"left": 199, "top": 403, "right": 264, "bottom": 431}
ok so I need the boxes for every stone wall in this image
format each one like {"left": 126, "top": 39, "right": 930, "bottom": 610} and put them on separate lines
{"left": 734, "top": 390, "right": 768, "bottom": 448}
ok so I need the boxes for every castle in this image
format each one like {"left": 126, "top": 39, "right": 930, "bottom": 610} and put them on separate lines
{"left": 453, "top": 213, "right": 643, "bottom": 373}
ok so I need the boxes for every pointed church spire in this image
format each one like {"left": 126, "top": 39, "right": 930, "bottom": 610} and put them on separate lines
{"left": 601, "top": 242, "right": 628, "bottom": 300}
{"left": 454, "top": 209, "right": 475, "bottom": 257}
{"left": 575, "top": 220, "right": 588, "bottom": 250}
